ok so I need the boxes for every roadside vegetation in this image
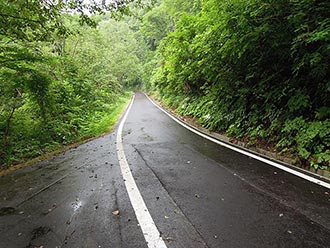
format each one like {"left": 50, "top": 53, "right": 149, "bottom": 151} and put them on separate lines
{"left": 141, "top": 0, "right": 330, "bottom": 170}
{"left": 1, "top": 0, "right": 329, "bottom": 171}
{"left": 0, "top": 1, "right": 149, "bottom": 168}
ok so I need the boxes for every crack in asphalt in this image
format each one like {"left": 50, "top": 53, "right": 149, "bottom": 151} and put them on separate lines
{"left": 15, "top": 157, "right": 102, "bottom": 208}
{"left": 59, "top": 164, "right": 110, "bottom": 248}
{"left": 176, "top": 142, "right": 330, "bottom": 233}
{"left": 61, "top": 229, "right": 76, "bottom": 248}
{"left": 204, "top": 154, "right": 330, "bottom": 233}
{"left": 133, "top": 145, "right": 210, "bottom": 248}
{"left": 16, "top": 173, "right": 70, "bottom": 208}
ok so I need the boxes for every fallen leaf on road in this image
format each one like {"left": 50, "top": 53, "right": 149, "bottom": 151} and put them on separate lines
{"left": 112, "top": 210, "right": 120, "bottom": 216}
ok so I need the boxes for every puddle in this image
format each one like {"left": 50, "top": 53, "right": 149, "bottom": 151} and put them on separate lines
{"left": 0, "top": 207, "right": 17, "bottom": 216}
{"left": 31, "top": 226, "right": 51, "bottom": 240}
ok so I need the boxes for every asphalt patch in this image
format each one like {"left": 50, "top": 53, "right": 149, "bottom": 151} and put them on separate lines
{"left": 0, "top": 207, "right": 17, "bottom": 216}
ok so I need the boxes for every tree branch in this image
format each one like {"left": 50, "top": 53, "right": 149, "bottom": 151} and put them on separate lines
{"left": 0, "top": 13, "right": 43, "bottom": 25}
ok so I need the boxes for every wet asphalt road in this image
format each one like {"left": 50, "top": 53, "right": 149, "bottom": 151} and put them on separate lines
{"left": 1, "top": 92, "right": 330, "bottom": 248}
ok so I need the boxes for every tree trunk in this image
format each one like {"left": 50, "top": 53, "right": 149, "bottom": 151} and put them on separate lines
{"left": 2, "top": 107, "right": 16, "bottom": 157}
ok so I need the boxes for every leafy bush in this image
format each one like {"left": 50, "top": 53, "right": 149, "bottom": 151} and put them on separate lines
{"left": 0, "top": 14, "right": 140, "bottom": 168}
{"left": 278, "top": 118, "right": 330, "bottom": 169}
{"left": 144, "top": 0, "right": 330, "bottom": 170}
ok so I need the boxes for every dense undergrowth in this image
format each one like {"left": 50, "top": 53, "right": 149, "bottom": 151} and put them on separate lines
{"left": 1, "top": 92, "right": 131, "bottom": 167}
{"left": 0, "top": 1, "right": 146, "bottom": 168}
{"left": 1, "top": 0, "right": 329, "bottom": 170}
{"left": 142, "top": 0, "right": 330, "bottom": 170}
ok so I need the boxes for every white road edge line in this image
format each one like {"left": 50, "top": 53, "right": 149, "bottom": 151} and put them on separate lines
{"left": 116, "top": 94, "right": 168, "bottom": 248}
{"left": 144, "top": 94, "right": 330, "bottom": 190}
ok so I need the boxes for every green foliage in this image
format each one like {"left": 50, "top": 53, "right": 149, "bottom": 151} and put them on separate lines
{"left": 277, "top": 118, "right": 330, "bottom": 169}
{"left": 140, "top": 5, "right": 173, "bottom": 50}
{"left": 142, "top": 0, "right": 330, "bottom": 169}
{"left": 0, "top": 0, "right": 156, "bottom": 42}
{"left": 0, "top": 5, "right": 144, "bottom": 167}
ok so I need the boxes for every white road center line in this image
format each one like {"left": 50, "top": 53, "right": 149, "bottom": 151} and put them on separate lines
{"left": 116, "top": 94, "right": 168, "bottom": 248}
{"left": 145, "top": 94, "right": 330, "bottom": 190}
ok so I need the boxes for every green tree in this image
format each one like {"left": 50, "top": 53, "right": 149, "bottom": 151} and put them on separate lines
{"left": 0, "top": 1, "right": 149, "bottom": 167}
{"left": 143, "top": 0, "right": 330, "bottom": 169}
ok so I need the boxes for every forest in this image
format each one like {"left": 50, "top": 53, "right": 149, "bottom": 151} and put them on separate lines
{"left": 0, "top": 0, "right": 148, "bottom": 167}
{"left": 1, "top": 0, "right": 329, "bottom": 171}
{"left": 142, "top": 0, "right": 330, "bottom": 170}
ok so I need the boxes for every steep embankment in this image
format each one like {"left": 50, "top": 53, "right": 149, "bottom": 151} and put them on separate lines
{"left": 142, "top": 0, "right": 330, "bottom": 171}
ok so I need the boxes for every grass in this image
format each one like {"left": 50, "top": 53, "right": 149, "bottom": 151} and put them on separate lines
{"left": 0, "top": 92, "right": 132, "bottom": 177}
{"left": 82, "top": 92, "right": 132, "bottom": 137}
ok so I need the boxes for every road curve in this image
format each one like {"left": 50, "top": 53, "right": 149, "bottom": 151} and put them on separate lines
{"left": 0, "top": 92, "right": 329, "bottom": 248}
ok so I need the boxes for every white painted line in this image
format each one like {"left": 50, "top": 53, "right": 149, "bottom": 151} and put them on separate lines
{"left": 145, "top": 94, "right": 330, "bottom": 190}
{"left": 116, "top": 94, "right": 168, "bottom": 248}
